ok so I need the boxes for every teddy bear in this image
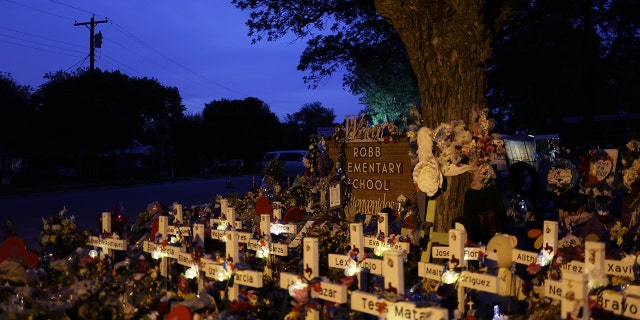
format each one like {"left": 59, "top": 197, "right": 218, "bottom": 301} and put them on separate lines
{"left": 474, "top": 233, "right": 528, "bottom": 319}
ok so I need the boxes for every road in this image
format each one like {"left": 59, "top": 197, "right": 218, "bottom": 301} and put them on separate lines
{"left": 0, "top": 175, "right": 255, "bottom": 250}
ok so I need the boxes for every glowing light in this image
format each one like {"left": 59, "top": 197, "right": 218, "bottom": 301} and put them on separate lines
{"left": 185, "top": 265, "right": 199, "bottom": 279}
{"left": 441, "top": 270, "right": 460, "bottom": 284}
{"left": 151, "top": 247, "right": 162, "bottom": 260}
{"left": 373, "top": 246, "right": 386, "bottom": 257}
{"left": 88, "top": 249, "right": 98, "bottom": 259}
{"left": 216, "top": 222, "right": 228, "bottom": 231}
{"left": 214, "top": 268, "right": 231, "bottom": 281}
{"left": 344, "top": 259, "right": 360, "bottom": 277}
{"left": 536, "top": 252, "right": 550, "bottom": 267}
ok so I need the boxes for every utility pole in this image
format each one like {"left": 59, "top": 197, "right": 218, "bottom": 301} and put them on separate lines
{"left": 74, "top": 14, "right": 108, "bottom": 74}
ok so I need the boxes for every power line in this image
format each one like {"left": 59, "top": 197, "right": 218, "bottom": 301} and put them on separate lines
{"left": 0, "top": 30, "right": 85, "bottom": 54}
{"left": 0, "top": 38, "right": 84, "bottom": 58}
{"left": 0, "top": 26, "right": 84, "bottom": 49}
{"left": 3, "top": 0, "right": 75, "bottom": 21}
{"left": 4, "top": 0, "right": 257, "bottom": 108}
{"left": 49, "top": 0, "right": 94, "bottom": 15}
{"left": 109, "top": 22, "right": 250, "bottom": 97}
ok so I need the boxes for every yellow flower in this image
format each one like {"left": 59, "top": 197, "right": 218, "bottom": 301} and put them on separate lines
{"left": 49, "top": 234, "right": 57, "bottom": 244}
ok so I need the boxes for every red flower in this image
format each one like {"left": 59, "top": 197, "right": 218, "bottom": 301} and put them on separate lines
{"left": 229, "top": 300, "right": 252, "bottom": 313}
{"left": 136, "top": 261, "right": 148, "bottom": 273}
{"left": 527, "top": 263, "right": 542, "bottom": 275}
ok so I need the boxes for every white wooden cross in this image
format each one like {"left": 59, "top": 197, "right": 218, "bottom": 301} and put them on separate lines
{"left": 329, "top": 223, "right": 379, "bottom": 273}
{"left": 211, "top": 206, "right": 242, "bottom": 232}
{"left": 416, "top": 227, "right": 466, "bottom": 289}
{"left": 142, "top": 215, "right": 174, "bottom": 277}
{"left": 350, "top": 248, "right": 449, "bottom": 319}
{"left": 201, "top": 230, "right": 264, "bottom": 302}
{"left": 597, "top": 284, "right": 640, "bottom": 319}
{"left": 244, "top": 214, "right": 290, "bottom": 257}
{"left": 86, "top": 212, "right": 128, "bottom": 262}
{"left": 167, "top": 202, "right": 191, "bottom": 246}
{"left": 541, "top": 236, "right": 592, "bottom": 320}
{"left": 586, "top": 241, "right": 640, "bottom": 319}
{"left": 279, "top": 237, "right": 322, "bottom": 320}
{"left": 363, "top": 212, "right": 411, "bottom": 257}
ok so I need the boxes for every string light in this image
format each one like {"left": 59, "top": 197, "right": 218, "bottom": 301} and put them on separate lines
{"left": 184, "top": 264, "right": 199, "bottom": 279}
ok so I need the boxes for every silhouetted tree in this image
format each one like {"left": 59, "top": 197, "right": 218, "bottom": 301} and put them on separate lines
{"left": 0, "top": 73, "right": 34, "bottom": 155}
{"left": 232, "top": 0, "right": 417, "bottom": 124}
{"left": 202, "top": 97, "right": 282, "bottom": 169}
{"left": 31, "top": 68, "right": 185, "bottom": 177}
{"left": 488, "top": 0, "right": 640, "bottom": 137}
{"left": 283, "top": 102, "right": 336, "bottom": 147}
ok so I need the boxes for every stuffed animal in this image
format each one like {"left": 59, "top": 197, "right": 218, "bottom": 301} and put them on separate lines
{"left": 476, "top": 233, "right": 527, "bottom": 319}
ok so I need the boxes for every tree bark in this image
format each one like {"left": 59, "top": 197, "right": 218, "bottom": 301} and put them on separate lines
{"left": 375, "top": 0, "right": 492, "bottom": 232}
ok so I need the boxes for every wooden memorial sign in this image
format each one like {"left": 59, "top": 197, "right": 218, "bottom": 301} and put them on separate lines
{"left": 326, "top": 137, "right": 413, "bottom": 216}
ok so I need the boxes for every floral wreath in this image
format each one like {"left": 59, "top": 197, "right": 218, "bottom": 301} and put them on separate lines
{"left": 543, "top": 158, "right": 578, "bottom": 196}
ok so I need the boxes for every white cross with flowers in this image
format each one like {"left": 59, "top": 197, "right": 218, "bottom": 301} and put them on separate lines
{"left": 279, "top": 237, "right": 321, "bottom": 320}
{"left": 210, "top": 206, "right": 242, "bottom": 233}
{"left": 585, "top": 240, "right": 640, "bottom": 319}
{"left": 363, "top": 212, "right": 411, "bottom": 257}
{"left": 166, "top": 202, "right": 191, "bottom": 246}
{"left": 86, "top": 212, "right": 127, "bottom": 262}
{"left": 541, "top": 234, "right": 592, "bottom": 320}
{"left": 142, "top": 215, "right": 174, "bottom": 277}
{"left": 328, "top": 223, "right": 384, "bottom": 276}
{"left": 349, "top": 248, "right": 449, "bottom": 319}
{"left": 201, "top": 230, "right": 263, "bottom": 303}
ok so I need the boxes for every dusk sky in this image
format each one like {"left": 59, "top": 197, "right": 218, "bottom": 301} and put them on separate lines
{"left": 0, "top": 0, "right": 364, "bottom": 121}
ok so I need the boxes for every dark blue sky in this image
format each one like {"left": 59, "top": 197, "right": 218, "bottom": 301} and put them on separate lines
{"left": 0, "top": 0, "right": 363, "bottom": 121}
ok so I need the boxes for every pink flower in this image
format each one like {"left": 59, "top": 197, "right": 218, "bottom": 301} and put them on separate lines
{"left": 340, "top": 276, "right": 355, "bottom": 287}
{"left": 527, "top": 263, "right": 542, "bottom": 275}
{"left": 291, "top": 287, "right": 309, "bottom": 305}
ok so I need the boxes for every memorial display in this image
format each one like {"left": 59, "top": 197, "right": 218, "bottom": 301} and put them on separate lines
{"left": 1, "top": 110, "right": 640, "bottom": 320}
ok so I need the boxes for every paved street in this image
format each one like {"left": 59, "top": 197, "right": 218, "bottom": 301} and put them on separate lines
{"left": 0, "top": 175, "right": 255, "bottom": 250}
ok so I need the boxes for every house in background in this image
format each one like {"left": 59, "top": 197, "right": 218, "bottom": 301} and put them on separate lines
{"left": 119, "top": 140, "right": 156, "bottom": 169}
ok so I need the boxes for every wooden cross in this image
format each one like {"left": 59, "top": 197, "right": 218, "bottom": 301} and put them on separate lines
{"left": 202, "top": 230, "right": 263, "bottom": 302}
{"left": 349, "top": 248, "right": 449, "bottom": 319}
{"left": 86, "top": 212, "right": 128, "bottom": 263}
{"left": 363, "top": 212, "right": 411, "bottom": 256}
{"left": 279, "top": 237, "right": 321, "bottom": 320}
{"left": 585, "top": 241, "right": 640, "bottom": 319}
{"left": 541, "top": 237, "right": 592, "bottom": 320}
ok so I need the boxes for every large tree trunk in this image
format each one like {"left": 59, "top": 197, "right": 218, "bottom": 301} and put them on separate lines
{"left": 375, "top": 0, "right": 492, "bottom": 232}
